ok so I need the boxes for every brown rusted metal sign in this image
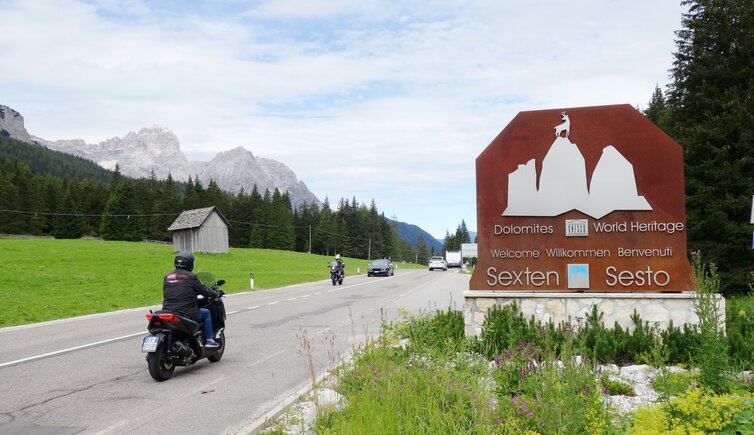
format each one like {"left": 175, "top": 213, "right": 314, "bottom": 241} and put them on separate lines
{"left": 469, "top": 104, "right": 693, "bottom": 292}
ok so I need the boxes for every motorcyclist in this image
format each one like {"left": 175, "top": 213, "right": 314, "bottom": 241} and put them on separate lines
{"left": 163, "top": 252, "right": 221, "bottom": 348}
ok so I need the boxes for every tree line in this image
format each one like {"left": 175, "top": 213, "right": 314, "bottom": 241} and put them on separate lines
{"left": 642, "top": 0, "right": 754, "bottom": 295}
{"left": 0, "top": 153, "right": 422, "bottom": 263}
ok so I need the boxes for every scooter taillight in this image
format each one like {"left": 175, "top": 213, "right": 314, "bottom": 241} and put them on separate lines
{"left": 158, "top": 313, "right": 181, "bottom": 323}
{"left": 146, "top": 313, "right": 181, "bottom": 323}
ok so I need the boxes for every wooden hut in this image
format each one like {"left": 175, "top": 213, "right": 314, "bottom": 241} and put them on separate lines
{"left": 168, "top": 206, "right": 230, "bottom": 253}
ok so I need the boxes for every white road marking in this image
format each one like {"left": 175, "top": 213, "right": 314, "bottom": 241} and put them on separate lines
{"left": 245, "top": 349, "right": 288, "bottom": 369}
{"left": 300, "top": 294, "right": 311, "bottom": 298}
{"left": 0, "top": 331, "right": 144, "bottom": 368}
{"left": 267, "top": 301, "right": 280, "bottom": 305}
{"left": 248, "top": 305, "right": 261, "bottom": 310}
{"left": 285, "top": 297, "right": 297, "bottom": 301}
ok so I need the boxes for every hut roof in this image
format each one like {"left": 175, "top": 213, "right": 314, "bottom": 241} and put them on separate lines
{"left": 167, "top": 206, "right": 230, "bottom": 231}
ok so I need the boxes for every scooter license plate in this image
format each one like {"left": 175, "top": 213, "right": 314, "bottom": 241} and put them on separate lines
{"left": 142, "top": 336, "right": 159, "bottom": 353}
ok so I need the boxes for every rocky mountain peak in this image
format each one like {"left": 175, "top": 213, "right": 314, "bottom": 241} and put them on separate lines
{"left": 0, "top": 104, "right": 33, "bottom": 143}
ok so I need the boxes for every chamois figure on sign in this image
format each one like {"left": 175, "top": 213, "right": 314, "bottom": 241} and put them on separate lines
{"left": 554, "top": 112, "right": 570, "bottom": 138}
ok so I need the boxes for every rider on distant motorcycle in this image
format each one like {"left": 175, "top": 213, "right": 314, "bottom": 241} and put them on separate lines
{"left": 163, "top": 252, "right": 221, "bottom": 348}
{"left": 334, "top": 254, "right": 345, "bottom": 269}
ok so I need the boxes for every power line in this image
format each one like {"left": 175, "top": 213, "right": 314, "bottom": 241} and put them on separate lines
{"left": 0, "top": 209, "right": 180, "bottom": 217}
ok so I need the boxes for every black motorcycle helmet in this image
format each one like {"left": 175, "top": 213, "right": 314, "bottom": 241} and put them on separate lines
{"left": 174, "top": 252, "right": 195, "bottom": 271}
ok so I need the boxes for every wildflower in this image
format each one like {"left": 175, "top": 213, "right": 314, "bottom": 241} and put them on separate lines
{"left": 603, "top": 386, "right": 609, "bottom": 394}
{"left": 527, "top": 412, "right": 534, "bottom": 418}
{"left": 497, "top": 419, "right": 504, "bottom": 424}
{"left": 585, "top": 386, "right": 591, "bottom": 394}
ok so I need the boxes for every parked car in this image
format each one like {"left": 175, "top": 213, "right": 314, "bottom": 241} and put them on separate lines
{"left": 367, "top": 258, "right": 394, "bottom": 277}
{"left": 428, "top": 256, "right": 447, "bottom": 271}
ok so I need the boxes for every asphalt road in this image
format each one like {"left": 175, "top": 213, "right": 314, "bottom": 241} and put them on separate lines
{"left": 0, "top": 268, "right": 468, "bottom": 434}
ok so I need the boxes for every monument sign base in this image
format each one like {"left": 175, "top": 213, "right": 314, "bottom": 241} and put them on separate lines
{"left": 464, "top": 291, "right": 725, "bottom": 337}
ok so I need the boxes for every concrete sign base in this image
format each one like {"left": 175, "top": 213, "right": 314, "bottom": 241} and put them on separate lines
{"left": 463, "top": 291, "right": 724, "bottom": 337}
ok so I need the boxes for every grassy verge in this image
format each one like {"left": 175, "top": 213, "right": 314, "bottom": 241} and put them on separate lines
{"left": 0, "top": 238, "right": 422, "bottom": 327}
{"left": 301, "top": 307, "right": 754, "bottom": 434}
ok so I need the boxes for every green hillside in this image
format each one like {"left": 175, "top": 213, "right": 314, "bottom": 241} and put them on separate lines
{"left": 0, "top": 134, "right": 114, "bottom": 183}
{"left": 0, "top": 238, "right": 421, "bottom": 327}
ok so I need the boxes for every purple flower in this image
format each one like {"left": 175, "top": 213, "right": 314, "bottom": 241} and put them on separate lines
{"left": 527, "top": 412, "right": 534, "bottom": 418}
{"left": 603, "top": 386, "right": 610, "bottom": 394}
{"left": 585, "top": 386, "right": 591, "bottom": 394}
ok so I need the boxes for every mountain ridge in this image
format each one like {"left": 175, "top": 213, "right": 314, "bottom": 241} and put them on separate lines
{"left": 1, "top": 104, "right": 319, "bottom": 209}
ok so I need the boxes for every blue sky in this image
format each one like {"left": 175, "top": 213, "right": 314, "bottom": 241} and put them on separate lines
{"left": 0, "top": 0, "right": 685, "bottom": 239}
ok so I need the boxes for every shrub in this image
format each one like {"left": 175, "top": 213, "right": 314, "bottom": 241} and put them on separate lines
{"left": 726, "top": 296, "right": 754, "bottom": 369}
{"left": 403, "top": 308, "right": 466, "bottom": 353}
{"left": 492, "top": 340, "right": 614, "bottom": 434}
{"left": 479, "top": 303, "right": 539, "bottom": 359}
{"left": 651, "top": 369, "right": 698, "bottom": 401}
{"left": 629, "top": 389, "right": 754, "bottom": 433}
{"left": 691, "top": 251, "right": 731, "bottom": 393}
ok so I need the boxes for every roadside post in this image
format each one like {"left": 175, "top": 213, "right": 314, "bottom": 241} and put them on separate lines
{"left": 250, "top": 272, "right": 255, "bottom": 290}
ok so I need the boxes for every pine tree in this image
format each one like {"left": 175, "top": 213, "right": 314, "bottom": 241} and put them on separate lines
{"left": 0, "top": 173, "right": 21, "bottom": 233}
{"left": 249, "top": 189, "right": 271, "bottom": 248}
{"left": 266, "top": 188, "right": 295, "bottom": 250}
{"left": 664, "top": 0, "right": 754, "bottom": 294}
{"left": 100, "top": 182, "right": 145, "bottom": 241}
{"left": 417, "top": 235, "right": 429, "bottom": 265}
{"left": 643, "top": 84, "right": 668, "bottom": 128}
{"left": 53, "top": 187, "right": 86, "bottom": 239}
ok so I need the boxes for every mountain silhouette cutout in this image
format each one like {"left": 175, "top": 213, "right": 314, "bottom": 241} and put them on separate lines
{"left": 503, "top": 118, "right": 651, "bottom": 219}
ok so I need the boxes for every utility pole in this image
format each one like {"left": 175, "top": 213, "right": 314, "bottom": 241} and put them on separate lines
{"left": 308, "top": 225, "right": 312, "bottom": 254}
{"left": 368, "top": 238, "right": 371, "bottom": 260}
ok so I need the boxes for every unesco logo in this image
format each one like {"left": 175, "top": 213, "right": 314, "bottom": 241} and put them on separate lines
{"left": 567, "top": 264, "right": 589, "bottom": 289}
{"left": 565, "top": 219, "right": 588, "bottom": 237}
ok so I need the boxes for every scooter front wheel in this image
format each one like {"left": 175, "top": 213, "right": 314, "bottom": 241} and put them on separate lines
{"left": 207, "top": 331, "right": 225, "bottom": 362}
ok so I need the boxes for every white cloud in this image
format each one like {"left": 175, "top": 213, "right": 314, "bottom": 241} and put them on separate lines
{"left": 0, "top": 0, "right": 685, "bottom": 236}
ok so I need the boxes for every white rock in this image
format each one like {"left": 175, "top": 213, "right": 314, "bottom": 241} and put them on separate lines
{"left": 315, "top": 388, "right": 346, "bottom": 412}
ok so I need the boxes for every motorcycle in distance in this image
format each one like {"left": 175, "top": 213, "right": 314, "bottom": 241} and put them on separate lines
{"left": 329, "top": 261, "right": 344, "bottom": 286}
{"left": 142, "top": 280, "right": 227, "bottom": 382}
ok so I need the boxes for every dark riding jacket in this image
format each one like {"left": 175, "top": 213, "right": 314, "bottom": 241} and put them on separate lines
{"left": 162, "top": 267, "right": 220, "bottom": 319}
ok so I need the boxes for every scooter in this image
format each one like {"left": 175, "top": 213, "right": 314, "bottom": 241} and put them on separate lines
{"left": 142, "top": 280, "right": 226, "bottom": 381}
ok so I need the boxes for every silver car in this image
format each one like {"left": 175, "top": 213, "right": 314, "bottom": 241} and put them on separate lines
{"left": 428, "top": 256, "right": 447, "bottom": 271}
{"left": 368, "top": 258, "right": 394, "bottom": 277}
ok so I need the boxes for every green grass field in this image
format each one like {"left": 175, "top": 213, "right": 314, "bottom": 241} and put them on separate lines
{"left": 0, "top": 238, "right": 421, "bottom": 327}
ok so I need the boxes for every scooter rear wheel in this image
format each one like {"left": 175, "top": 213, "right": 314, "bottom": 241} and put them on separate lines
{"left": 147, "top": 341, "right": 175, "bottom": 381}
